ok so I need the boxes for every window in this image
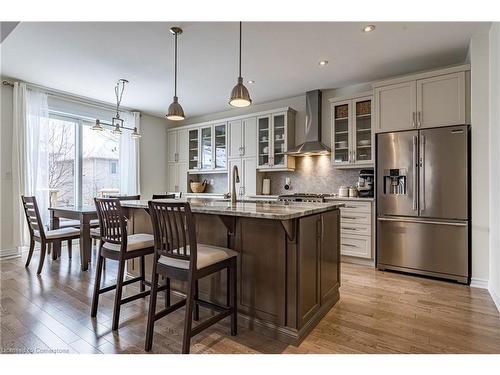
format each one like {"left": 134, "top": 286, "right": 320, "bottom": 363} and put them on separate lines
{"left": 110, "top": 161, "right": 118, "bottom": 174}
{"left": 47, "top": 115, "right": 77, "bottom": 207}
{"left": 46, "top": 114, "right": 121, "bottom": 207}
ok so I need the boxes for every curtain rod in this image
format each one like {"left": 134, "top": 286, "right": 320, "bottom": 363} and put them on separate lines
{"left": 2, "top": 79, "right": 137, "bottom": 114}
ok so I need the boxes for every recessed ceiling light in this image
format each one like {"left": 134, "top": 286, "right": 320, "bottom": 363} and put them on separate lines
{"left": 363, "top": 24, "right": 375, "bottom": 33}
{"left": 247, "top": 80, "right": 255, "bottom": 84}
{"left": 318, "top": 60, "right": 328, "bottom": 66}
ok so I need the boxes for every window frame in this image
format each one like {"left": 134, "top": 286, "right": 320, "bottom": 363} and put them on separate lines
{"left": 48, "top": 110, "right": 121, "bottom": 207}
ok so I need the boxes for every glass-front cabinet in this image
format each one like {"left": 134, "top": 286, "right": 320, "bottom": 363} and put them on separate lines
{"left": 200, "top": 126, "right": 212, "bottom": 170}
{"left": 331, "top": 95, "right": 373, "bottom": 167}
{"left": 188, "top": 128, "right": 199, "bottom": 170}
{"left": 214, "top": 123, "right": 227, "bottom": 170}
{"left": 257, "top": 110, "right": 296, "bottom": 170}
{"left": 188, "top": 123, "right": 227, "bottom": 173}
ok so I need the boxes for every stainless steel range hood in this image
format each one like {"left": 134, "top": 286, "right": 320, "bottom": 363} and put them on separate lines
{"left": 286, "top": 90, "right": 331, "bottom": 156}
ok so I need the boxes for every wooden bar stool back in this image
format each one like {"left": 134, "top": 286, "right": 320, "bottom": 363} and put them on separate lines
{"left": 21, "top": 195, "right": 80, "bottom": 274}
{"left": 91, "top": 197, "right": 165, "bottom": 331}
{"left": 145, "top": 201, "right": 238, "bottom": 354}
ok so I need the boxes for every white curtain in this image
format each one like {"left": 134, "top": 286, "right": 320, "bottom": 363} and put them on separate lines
{"left": 12, "top": 83, "right": 50, "bottom": 249}
{"left": 119, "top": 111, "right": 141, "bottom": 196}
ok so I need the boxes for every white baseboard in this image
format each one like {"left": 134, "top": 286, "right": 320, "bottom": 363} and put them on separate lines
{"left": 470, "top": 277, "right": 489, "bottom": 289}
{"left": 489, "top": 286, "right": 500, "bottom": 313}
{"left": 0, "top": 247, "right": 21, "bottom": 259}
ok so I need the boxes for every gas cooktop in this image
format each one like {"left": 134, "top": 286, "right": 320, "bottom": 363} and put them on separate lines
{"left": 277, "top": 193, "right": 333, "bottom": 203}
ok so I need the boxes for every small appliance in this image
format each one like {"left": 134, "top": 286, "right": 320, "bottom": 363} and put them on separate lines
{"left": 357, "top": 169, "right": 374, "bottom": 198}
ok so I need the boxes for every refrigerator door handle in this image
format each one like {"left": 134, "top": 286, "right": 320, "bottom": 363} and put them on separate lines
{"left": 378, "top": 217, "right": 467, "bottom": 227}
{"left": 420, "top": 134, "right": 426, "bottom": 212}
{"left": 412, "top": 135, "right": 418, "bottom": 211}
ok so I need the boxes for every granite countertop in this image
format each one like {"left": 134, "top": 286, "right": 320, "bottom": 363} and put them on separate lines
{"left": 121, "top": 199, "right": 343, "bottom": 220}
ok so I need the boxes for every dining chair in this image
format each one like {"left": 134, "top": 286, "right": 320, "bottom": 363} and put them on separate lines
{"left": 145, "top": 201, "right": 238, "bottom": 354}
{"left": 91, "top": 197, "right": 166, "bottom": 331}
{"left": 21, "top": 196, "right": 80, "bottom": 274}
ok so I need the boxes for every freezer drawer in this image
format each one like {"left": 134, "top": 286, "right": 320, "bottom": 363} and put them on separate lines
{"left": 377, "top": 217, "right": 469, "bottom": 283}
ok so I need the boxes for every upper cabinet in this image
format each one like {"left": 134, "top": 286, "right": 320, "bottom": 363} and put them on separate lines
{"left": 167, "top": 128, "right": 189, "bottom": 163}
{"left": 330, "top": 94, "right": 374, "bottom": 167}
{"left": 257, "top": 110, "right": 296, "bottom": 171}
{"left": 187, "top": 123, "right": 227, "bottom": 173}
{"left": 374, "top": 66, "right": 469, "bottom": 133}
{"left": 228, "top": 117, "right": 256, "bottom": 159}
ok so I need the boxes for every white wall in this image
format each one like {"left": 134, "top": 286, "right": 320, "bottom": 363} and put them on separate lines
{"left": 469, "top": 32, "right": 491, "bottom": 286}
{"left": 489, "top": 22, "right": 500, "bottom": 310}
{"left": 139, "top": 113, "right": 169, "bottom": 199}
{"left": 0, "top": 81, "right": 169, "bottom": 253}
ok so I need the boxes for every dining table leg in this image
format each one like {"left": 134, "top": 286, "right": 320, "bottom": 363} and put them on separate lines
{"left": 80, "top": 214, "right": 91, "bottom": 271}
{"left": 50, "top": 211, "right": 61, "bottom": 259}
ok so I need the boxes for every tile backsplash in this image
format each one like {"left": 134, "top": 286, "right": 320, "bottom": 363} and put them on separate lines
{"left": 188, "top": 156, "right": 371, "bottom": 196}
{"left": 263, "top": 155, "right": 366, "bottom": 195}
{"left": 188, "top": 173, "right": 228, "bottom": 194}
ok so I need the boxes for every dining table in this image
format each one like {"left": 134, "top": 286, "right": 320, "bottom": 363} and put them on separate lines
{"left": 48, "top": 205, "right": 98, "bottom": 271}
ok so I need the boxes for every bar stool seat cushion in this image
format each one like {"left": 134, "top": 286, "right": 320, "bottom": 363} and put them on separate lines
{"left": 158, "top": 244, "right": 237, "bottom": 270}
{"left": 102, "top": 233, "right": 154, "bottom": 252}
{"left": 34, "top": 227, "right": 80, "bottom": 239}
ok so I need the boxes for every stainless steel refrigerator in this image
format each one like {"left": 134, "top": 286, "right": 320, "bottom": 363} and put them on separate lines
{"left": 376, "top": 125, "right": 470, "bottom": 284}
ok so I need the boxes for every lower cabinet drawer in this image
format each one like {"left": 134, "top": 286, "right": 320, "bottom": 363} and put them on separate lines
{"left": 341, "top": 223, "right": 371, "bottom": 237}
{"left": 341, "top": 212, "right": 371, "bottom": 225}
{"left": 341, "top": 235, "right": 371, "bottom": 258}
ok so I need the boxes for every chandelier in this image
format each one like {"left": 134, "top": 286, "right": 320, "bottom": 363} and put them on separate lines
{"left": 92, "top": 79, "right": 141, "bottom": 138}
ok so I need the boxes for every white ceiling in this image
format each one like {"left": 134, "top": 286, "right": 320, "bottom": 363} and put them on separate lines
{"left": 0, "top": 22, "right": 489, "bottom": 118}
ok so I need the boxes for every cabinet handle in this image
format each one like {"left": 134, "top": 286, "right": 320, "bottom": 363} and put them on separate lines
{"left": 342, "top": 243, "right": 357, "bottom": 248}
{"left": 342, "top": 216, "right": 358, "bottom": 219}
{"left": 417, "top": 111, "right": 422, "bottom": 128}
{"left": 412, "top": 112, "right": 416, "bottom": 128}
{"left": 241, "top": 146, "right": 245, "bottom": 156}
{"left": 352, "top": 150, "right": 356, "bottom": 163}
{"left": 342, "top": 227, "right": 358, "bottom": 231}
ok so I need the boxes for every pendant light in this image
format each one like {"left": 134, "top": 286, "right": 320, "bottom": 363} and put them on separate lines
{"left": 229, "top": 22, "right": 252, "bottom": 107}
{"left": 166, "top": 27, "right": 185, "bottom": 121}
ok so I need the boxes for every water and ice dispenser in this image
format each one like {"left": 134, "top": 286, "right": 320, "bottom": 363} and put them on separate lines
{"left": 383, "top": 169, "right": 407, "bottom": 195}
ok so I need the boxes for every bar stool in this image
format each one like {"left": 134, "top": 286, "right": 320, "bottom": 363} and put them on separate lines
{"left": 145, "top": 201, "right": 238, "bottom": 354}
{"left": 91, "top": 197, "right": 166, "bottom": 330}
{"left": 21, "top": 196, "right": 80, "bottom": 274}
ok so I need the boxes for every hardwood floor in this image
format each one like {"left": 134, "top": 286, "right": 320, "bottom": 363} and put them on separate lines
{"left": 1, "top": 247, "right": 500, "bottom": 354}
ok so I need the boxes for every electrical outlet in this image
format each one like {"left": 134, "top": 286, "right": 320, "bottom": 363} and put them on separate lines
{"left": 210, "top": 179, "right": 215, "bottom": 185}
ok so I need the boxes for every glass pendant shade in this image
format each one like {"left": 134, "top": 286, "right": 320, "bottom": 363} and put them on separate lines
{"left": 166, "top": 96, "right": 185, "bottom": 121}
{"left": 112, "top": 125, "right": 122, "bottom": 135}
{"left": 229, "top": 77, "right": 252, "bottom": 107}
{"left": 131, "top": 127, "right": 142, "bottom": 138}
{"left": 92, "top": 119, "right": 104, "bottom": 132}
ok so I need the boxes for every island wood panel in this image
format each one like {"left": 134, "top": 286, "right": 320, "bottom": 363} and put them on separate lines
{"left": 320, "top": 210, "right": 341, "bottom": 304}
{"left": 298, "top": 214, "right": 321, "bottom": 328}
{"left": 234, "top": 217, "right": 286, "bottom": 325}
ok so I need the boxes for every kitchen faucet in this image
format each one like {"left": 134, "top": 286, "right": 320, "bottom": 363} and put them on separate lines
{"left": 231, "top": 164, "right": 240, "bottom": 204}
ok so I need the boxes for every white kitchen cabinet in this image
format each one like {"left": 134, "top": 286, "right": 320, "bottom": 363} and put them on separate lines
{"left": 167, "top": 161, "right": 188, "bottom": 193}
{"left": 330, "top": 94, "right": 374, "bottom": 167}
{"left": 228, "top": 117, "right": 257, "bottom": 159}
{"left": 374, "top": 81, "right": 416, "bottom": 133}
{"left": 374, "top": 68, "right": 468, "bottom": 133}
{"left": 417, "top": 72, "right": 466, "bottom": 128}
{"left": 329, "top": 199, "right": 374, "bottom": 260}
{"left": 257, "top": 110, "right": 295, "bottom": 171}
{"left": 228, "top": 157, "right": 257, "bottom": 197}
{"left": 167, "top": 128, "right": 188, "bottom": 163}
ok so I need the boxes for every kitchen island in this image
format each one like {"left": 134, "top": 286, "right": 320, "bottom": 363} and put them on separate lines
{"left": 121, "top": 199, "right": 343, "bottom": 345}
